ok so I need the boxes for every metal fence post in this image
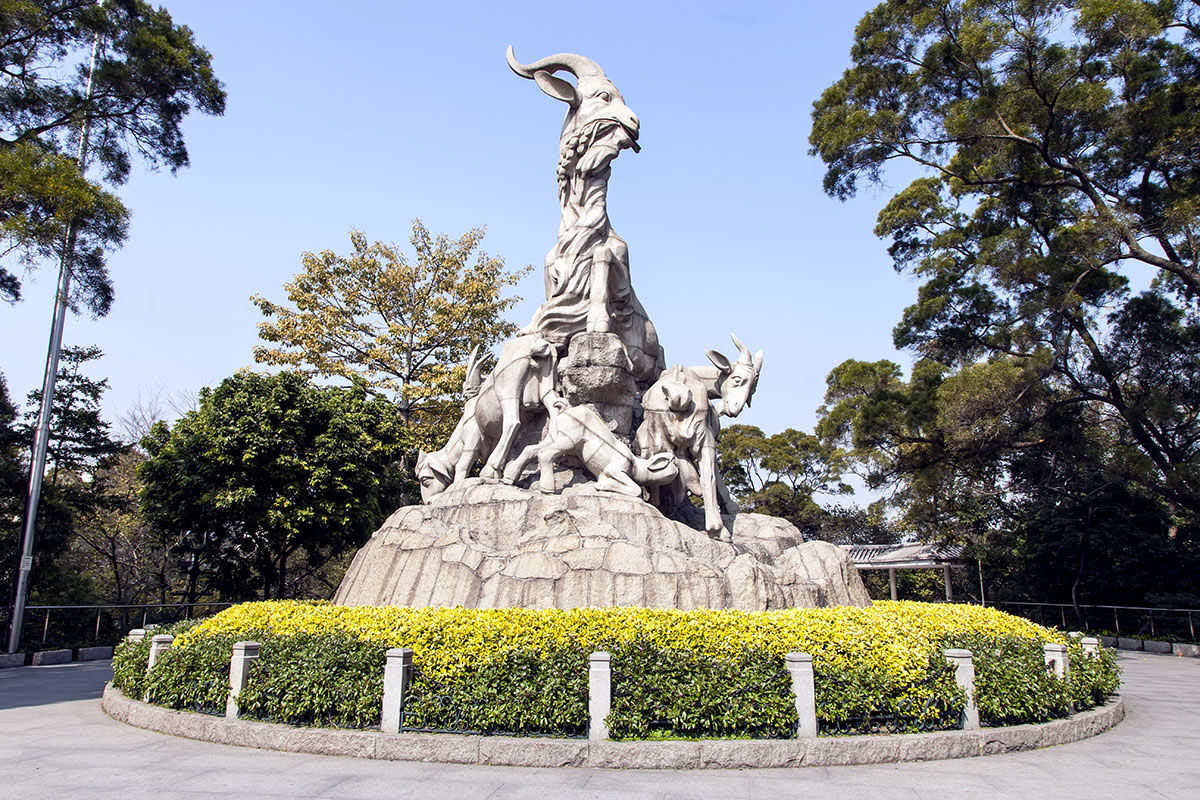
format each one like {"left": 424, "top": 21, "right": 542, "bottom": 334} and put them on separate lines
{"left": 381, "top": 647, "right": 413, "bottom": 734}
{"left": 785, "top": 652, "right": 818, "bottom": 738}
{"left": 944, "top": 649, "right": 980, "bottom": 730}
{"left": 225, "top": 641, "right": 261, "bottom": 720}
{"left": 588, "top": 651, "right": 612, "bottom": 741}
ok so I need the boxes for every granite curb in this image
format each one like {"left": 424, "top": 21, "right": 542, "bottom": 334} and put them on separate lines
{"left": 102, "top": 684, "right": 1125, "bottom": 769}
{"left": 30, "top": 648, "right": 72, "bottom": 666}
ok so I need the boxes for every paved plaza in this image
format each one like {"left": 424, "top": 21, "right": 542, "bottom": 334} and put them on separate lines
{"left": 0, "top": 651, "right": 1196, "bottom": 799}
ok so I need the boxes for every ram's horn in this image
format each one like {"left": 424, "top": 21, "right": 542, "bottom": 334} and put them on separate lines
{"left": 730, "top": 333, "right": 752, "bottom": 363}
{"left": 506, "top": 46, "right": 605, "bottom": 79}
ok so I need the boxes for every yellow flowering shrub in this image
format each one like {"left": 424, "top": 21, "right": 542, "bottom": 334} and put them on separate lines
{"left": 114, "top": 600, "right": 1113, "bottom": 738}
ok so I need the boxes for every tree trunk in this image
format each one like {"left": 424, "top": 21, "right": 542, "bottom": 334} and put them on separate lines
{"left": 1071, "top": 504, "right": 1092, "bottom": 629}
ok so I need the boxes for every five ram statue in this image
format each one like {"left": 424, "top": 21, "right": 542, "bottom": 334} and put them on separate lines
{"left": 417, "top": 48, "right": 764, "bottom": 541}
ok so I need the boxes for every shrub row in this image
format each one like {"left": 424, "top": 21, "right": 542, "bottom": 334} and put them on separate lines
{"left": 111, "top": 601, "right": 1121, "bottom": 738}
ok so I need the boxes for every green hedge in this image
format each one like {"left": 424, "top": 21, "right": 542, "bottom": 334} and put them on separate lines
{"left": 608, "top": 644, "right": 796, "bottom": 739}
{"left": 110, "top": 602, "right": 1122, "bottom": 739}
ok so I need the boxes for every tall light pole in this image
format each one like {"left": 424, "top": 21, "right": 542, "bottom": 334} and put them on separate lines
{"left": 7, "top": 20, "right": 104, "bottom": 655}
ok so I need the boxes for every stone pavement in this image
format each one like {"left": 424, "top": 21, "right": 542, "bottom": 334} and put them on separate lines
{"left": 0, "top": 651, "right": 1196, "bottom": 800}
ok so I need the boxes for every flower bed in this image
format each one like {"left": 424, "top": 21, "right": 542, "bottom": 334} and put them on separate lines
{"left": 111, "top": 601, "right": 1120, "bottom": 739}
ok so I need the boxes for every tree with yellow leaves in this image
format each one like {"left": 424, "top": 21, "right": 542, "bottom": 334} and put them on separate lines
{"left": 251, "top": 220, "right": 530, "bottom": 451}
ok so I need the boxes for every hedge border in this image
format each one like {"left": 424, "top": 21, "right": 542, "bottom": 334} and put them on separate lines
{"left": 101, "top": 683, "right": 1124, "bottom": 769}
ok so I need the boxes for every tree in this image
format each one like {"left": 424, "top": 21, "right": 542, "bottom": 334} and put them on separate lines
{"left": 65, "top": 446, "right": 171, "bottom": 607}
{"left": 815, "top": 354, "right": 1200, "bottom": 607}
{"left": 1, "top": 0, "right": 225, "bottom": 314}
{"left": 816, "top": 357, "right": 1015, "bottom": 542}
{"left": 251, "top": 221, "right": 531, "bottom": 450}
{"left": 716, "top": 424, "right": 850, "bottom": 536}
{"left": 22, "top": 344, "right": 121, "bottom": 481}
{"left": 0, "top": 373, "right": 25, "bottom": 606}
{"left": 2, "top": 346, "right": 124, "bottom": 608}
{"left": 809, "top": 0, "right": 1200, "bottom": 521}
{"left": 138, "top": 371, "right": 408, "bottom": 601}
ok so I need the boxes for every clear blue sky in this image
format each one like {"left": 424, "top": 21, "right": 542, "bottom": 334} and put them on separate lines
{"left": 1, "top": 0, "right": 917, "bottom": 440}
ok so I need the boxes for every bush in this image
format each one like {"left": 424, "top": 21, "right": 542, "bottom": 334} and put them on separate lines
{"left": 609, "top": 644, "right": 795, "bottom": 739}
{"left": 144, "top": 628, "right": 237, "bottom": 714}
{"left": 1068, "top": 639, "right": 1122, "bottom": 710}
{"left": 110, "top": 619, "right": 203, "bottom": 700}
{"left": 945, "top": 633, "right": 1072, "bottom": 725}
{"left": 237, "top": 630, "right": 386, "bottom": 728}
{"left": 127, "top": 600, "right": 1120, "bottom": 738}
{"left": 405, "top": 646, "right": 588, "bottom": 734}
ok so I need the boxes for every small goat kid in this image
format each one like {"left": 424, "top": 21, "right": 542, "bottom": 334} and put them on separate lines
{"left": 503, "top": 397, "right": 678, "bottom": 496}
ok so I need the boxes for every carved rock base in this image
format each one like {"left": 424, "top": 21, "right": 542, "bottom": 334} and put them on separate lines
{"left": 558, "top": 331, "right": 641, "bottom": 441}
{"left": 334, "top": 480, "right": 870, "bottom": 610}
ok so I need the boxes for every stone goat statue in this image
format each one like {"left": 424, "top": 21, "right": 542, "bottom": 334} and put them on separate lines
{"left": 506, "top": 46, "right": 662, "bottom": 382}
{"left": 416, "top": 334, "right": 558, "bottom": 501}
{"left": 636, "top": 335, "right": 764, "bottom": 537}
{"left": 503, "top": 396, "right": 678, "bottom": 496}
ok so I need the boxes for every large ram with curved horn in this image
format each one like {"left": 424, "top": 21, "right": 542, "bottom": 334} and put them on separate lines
{"left": 507, "top": 46, "right": 663, "bottom": 382}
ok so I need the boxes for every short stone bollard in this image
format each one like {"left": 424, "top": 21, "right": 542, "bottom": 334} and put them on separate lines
{"left": 381, "top": 647, "right": 414, "bottom": 734}
{"left": 126, "top": 628, "right": 146, "bottom": 644}
{"left": 144, "top": 634, "right": 174, "bottom": 702}
{"left": 1044, "top": 642, "right": 1069, "bottom": 679}
{"left": 225, "top": 641, "right": 261, "bottom": 720}
{"left": 588, "top": 651, "right": 612, "bottom": 741}
{"left": 785, "top": 652, "right": 818, "bottom": 738}
{"left": 944, "top": 648, "right": 980, "bottom": 730}
{"left": 146, "top": 634, "right": 173, "bottom": 670}
{"left": 1081, "top": 637, "right": 1100, "bottom": 657}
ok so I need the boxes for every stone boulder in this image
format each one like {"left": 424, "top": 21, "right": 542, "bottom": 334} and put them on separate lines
{"left": 335, "top": 480, "right": 869, "bottom": 610}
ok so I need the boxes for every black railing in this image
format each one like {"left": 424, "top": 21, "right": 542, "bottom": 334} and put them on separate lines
{"left": 989, "top": 601, "right": 1198, "bottom": 642}
{"left": 1, "top": 602, "right": 235, "bottom": 652}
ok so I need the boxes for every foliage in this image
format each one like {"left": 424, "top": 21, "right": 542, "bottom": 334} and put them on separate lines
{"left": 945, "top": 633, "right": 1068, "bottom": 725}
{"left": 236, "top": 630, "right": 386, "bottom": 728}
{"left": 1068, "top": 641, "right": 1122, "bottom": 709}
{"left": 110, "top": 617, "right": 201, "bottom": 701}
{"left": 251, "top": 222, "right": 531, "bottom": 451}
{"left": 65, "top": 446, "right": 172, "bottom": 606}
{"left": 1, "top": 0, "right": 225, "bottom": 315}
{"left": 0, "top": 373, "right": 24, "bottom": 605}
{"left": 7, "top": 346, "right": 126, "bottom": 609}
{"left": 809, "top": 0, "right": 1200, "bottom": 527}
{"left": 816, "top": 354, "right": 1200, "bottom": 608}
{"left": 608, "top": 643, "right": 795, "bottom": 739}
{"left": 142, "top": 626, "right": 233, "bottom": 714}
{"left": 22, "top": 345, "right": 122, "bottom": 478}
{"left": 125, "top": 600, "right": 1121, "bottom": 738}
{"left": 814, "top": 503, "right": 903, "bottom": 547}
{"left": 138, "top": 371, "right": 407, "bottom": 601}
{"left": 404, "top": 646, "right": 588, "bottom": 735}
{"left": 717, "top": 424, "right": 850, "bottom": 537}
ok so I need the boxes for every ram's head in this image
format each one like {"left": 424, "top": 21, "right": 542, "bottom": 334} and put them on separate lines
{"left": 507, "top": 47, "right": 640, "bottom": 177}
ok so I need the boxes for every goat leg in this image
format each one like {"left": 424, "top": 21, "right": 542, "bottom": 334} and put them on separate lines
{"left": 586, "top": 246, "right": 612, "bottom": 333}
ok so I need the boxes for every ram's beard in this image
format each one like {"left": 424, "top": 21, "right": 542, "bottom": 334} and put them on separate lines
{"left": 564, "top": 119, "right": 638, "bottom": 176}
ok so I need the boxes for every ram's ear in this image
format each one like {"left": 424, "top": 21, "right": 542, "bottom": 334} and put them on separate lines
{"left": 706, "top": 349, "right": 732, "bottom": 374}
{"left": 534, "top": 70, "right": 579, "bottom": 106}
